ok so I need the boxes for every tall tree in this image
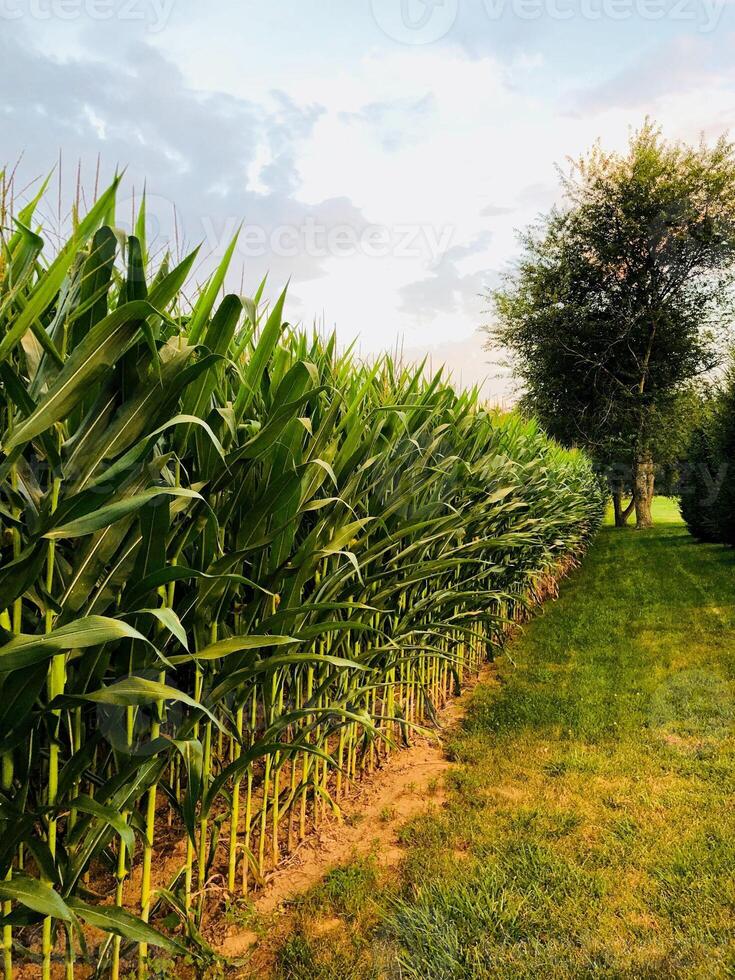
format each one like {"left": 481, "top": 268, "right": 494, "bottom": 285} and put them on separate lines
{"left": 489, "top": 123, "right": 735, "bottom": 527}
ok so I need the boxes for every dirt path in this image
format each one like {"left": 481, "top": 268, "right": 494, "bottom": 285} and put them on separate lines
{"left": 217, "top": 666, "right": 497, "bottom": 968}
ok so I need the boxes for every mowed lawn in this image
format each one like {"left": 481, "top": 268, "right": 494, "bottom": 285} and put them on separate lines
{"left": 272, "top": 499, "right": 735, "bottom": 979}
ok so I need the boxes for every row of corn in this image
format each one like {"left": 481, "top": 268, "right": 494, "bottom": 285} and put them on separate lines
{"left": 0, "top": 176, "right": 604, "bottom": 977}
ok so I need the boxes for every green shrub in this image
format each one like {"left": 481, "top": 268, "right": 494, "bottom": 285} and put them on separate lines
{"left": 679, "top": 375, "right": 735, "bottom": 545}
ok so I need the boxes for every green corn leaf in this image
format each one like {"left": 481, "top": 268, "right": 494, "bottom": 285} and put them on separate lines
{"left": 146, "top": 247, "right": 199, "bottom": 311}
{"left": 67, "top": 795, "right": 135, "bottom": 854}
{"left": 0, "top": 616, "right": 156, "bottom": 673}
{"left": 187, "top": 230, "right": 240, "bottom": 344}
{"left": 5, "top": 299, "right": 162, "bottom": 450}
{"left": 66, "top": 677, "right": 224, "bottom": 732}
{"left": 132, "top": 607, "right": 189, "bottom": 650}
{"left": 43, "top": 486, "right": 204, "bottom": 539}
{"left": 123, "top": 234, "right": 147, "bottom": 303}
{"left": 0, "top": 874, "right": 73, "bottom": 922}
{"left": 233, "top": 285, "right": 288, "bottom": 419}
{"left": 0, "top": 177, "right": 121, "bottom": 366}
{"left": 74, "top": 225, "right": 117, "bottom": 341}
{"left": 185, "top": 633, "right": 297, "bottom": 661}
{"left": 66, "top": 897, "right": 185, "bottom": 953}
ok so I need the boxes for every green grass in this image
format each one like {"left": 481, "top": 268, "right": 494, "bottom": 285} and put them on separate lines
{"left": 271, "top": 499, "right": 735, "bottom": 979}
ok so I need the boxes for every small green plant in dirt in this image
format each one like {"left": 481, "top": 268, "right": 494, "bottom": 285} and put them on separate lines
{"left": 222, "top": 897, "right": 257, "bottom": 930}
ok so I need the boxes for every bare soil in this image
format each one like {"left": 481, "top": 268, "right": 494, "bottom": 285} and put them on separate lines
{"left": 218, "top": 665, "right": 498, "bottom": 974}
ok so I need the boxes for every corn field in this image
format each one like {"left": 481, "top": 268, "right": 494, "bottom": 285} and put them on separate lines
{"left": 0, "top": 176, "right": 604, "bottom": 977}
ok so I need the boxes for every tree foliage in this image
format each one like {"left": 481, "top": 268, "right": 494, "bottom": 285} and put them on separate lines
{"left": 489, "top": 122, "right": 735, "bottom": 524}
{"left": 679, "top": 371, "right": 735, "bottom": 544}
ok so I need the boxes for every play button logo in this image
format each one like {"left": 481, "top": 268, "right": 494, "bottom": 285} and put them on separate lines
{"left": 371, "top": 0, "right": 459, "bottom": 44}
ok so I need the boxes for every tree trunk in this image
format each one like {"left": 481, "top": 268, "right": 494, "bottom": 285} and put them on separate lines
{"left": 612, "top": 490, "right": 635, "bottom": 527}
{"left": 633, "top": 452, "right": 655, "bottom": 529}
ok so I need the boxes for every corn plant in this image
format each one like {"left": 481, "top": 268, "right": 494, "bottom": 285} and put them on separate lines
{"left": 0, "top": 176, "right": 604, "bottom": 977}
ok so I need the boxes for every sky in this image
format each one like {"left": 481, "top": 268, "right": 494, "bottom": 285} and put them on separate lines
{"left": 3, "top": 0, "right": 735, "bottom": 401}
